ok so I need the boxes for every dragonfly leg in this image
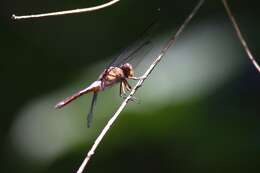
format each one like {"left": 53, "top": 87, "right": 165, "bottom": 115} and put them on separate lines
{"left": 131, "top": 96, "right": 140, "bottom": 104}
{"left": 120, "top": 94, "right": 140, "bottom": 103}
{"left": 120, "top": 81, "right": 127, "bottom": 97}
{"left": 123, "top": 79, "right": 132, "bottom": 91}
{"left": 119, "top": 81, "right": 123, "bottom": 97}
{"left": 128, "top": 76, "right": 146, "bottom": 80}
{"left": 120, "top": 80, "right": 140, "bottom": 103}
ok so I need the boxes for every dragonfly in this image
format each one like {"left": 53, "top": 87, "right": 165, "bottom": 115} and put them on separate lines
{"left": 55, "top": 22, "right": 156, "bottom": 127}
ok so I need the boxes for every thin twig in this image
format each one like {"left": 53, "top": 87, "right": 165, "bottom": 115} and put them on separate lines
{"left": 12, "top": 0, "right": 120, "bottom": 20}
{"left": 222, "top": 0, "right": 260, "bottom": 73}
{"left": 76, "top": 0, "right": 205, "bottom": 173}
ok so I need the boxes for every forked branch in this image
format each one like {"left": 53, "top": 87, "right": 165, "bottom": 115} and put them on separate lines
{"left": 12, "top": 0, "right": 120, "bottom": 20}
{"left": 76, "top": 0, "right": 205, "bottom": 173}
{"left": 222, "top": 0, "right": 260, "bottom": 73}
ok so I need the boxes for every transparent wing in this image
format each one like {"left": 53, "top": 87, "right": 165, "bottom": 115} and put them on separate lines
{"left": 106, "top": 21, "right": 158, "bottom": 68}
{"left": 112, "top": 39, "right": 152, "bottom": 68}
{"left": 87, "top": 92, "right": 98, "bottom": 128}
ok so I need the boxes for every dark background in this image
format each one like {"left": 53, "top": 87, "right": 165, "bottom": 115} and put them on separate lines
{"left": 1, "top": 0, "right": 260, "bottom": 173}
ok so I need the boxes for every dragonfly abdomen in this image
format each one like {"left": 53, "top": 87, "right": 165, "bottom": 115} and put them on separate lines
{"left": 55, "top": 81, "right": 102, "bottom": 109}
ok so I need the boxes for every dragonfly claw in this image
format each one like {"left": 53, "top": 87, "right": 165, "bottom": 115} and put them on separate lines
{"left": 121, "top": 94, "right": 140, "bottom": 104}
{"left": 129, "top": 76, "right": 146, "bottom": 80}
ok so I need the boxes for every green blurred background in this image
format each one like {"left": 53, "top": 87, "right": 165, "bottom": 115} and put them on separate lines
{"left": 1, "top": 0, "right": 260, "bottom": 172}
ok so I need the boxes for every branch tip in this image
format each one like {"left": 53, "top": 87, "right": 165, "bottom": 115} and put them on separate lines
{"left": 12, "top": 0, "right": 120, "bottom": 20}
{"left": 11, "top": 14, "right": 16, "bottom": 20}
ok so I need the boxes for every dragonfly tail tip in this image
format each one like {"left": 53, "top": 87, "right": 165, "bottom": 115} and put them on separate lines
{"left": 54, "top": 102, "right": 64, "bottom": 109}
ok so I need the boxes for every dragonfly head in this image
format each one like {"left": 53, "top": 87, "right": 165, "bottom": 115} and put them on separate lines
{"left": 120, "top": 63, "right": 134, "bottom": 78}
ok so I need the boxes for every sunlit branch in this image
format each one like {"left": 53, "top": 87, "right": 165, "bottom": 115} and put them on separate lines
{"left": 76, "top": 0, "right": 205, "bottom": 173}
{"left": 222, "top": 0, "right": 260, "bottom": 73}
{"left": 12, "top": 0, "right": 120, "bottom": 20}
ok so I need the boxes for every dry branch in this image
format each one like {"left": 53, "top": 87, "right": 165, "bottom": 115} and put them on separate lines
{"left": 12, "top": 0, "right": 120, "bottom": 20}
{"left": 222, "top": 0, "right": 260, "bottom": 73}
{"left": 76, "top": 0, "right": 205, "bottom": 173}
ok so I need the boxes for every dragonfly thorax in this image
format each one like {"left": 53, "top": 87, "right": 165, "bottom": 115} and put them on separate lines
{"left": 120, "top": 63, "right": 134, "bottom": 78}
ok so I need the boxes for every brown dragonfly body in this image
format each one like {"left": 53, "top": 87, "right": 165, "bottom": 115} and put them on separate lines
{"left": 55, "top": 63, "right": 136, "bottom": 109}
{"left": 55, "top": 21, "right": 155, "bottom": 127}
{"left": 55, "top": 63, "right": 139, "bottom": 127}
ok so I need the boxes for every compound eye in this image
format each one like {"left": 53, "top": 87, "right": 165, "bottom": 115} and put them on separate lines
{"left": 121, "top": 63, "right": 134, "bottom": 77}
{"left": 128, "top": 69, "right": 134, "bottom": 77}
